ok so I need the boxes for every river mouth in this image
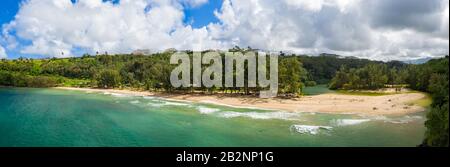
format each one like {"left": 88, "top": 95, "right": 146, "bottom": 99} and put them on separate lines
{"left": 0, "top": 88, "right": 426, "bottom": 147}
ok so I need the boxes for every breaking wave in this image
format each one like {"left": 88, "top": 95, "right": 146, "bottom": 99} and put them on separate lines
{"left": 217, "top": 111, "right": 302, "bottom": 121}
{"left": 198, "top": 107, "right": 221, "bottom": 114}
{"left": 290, "top": 125, "right": 333, "bottom": 135}
{"left": 164, "top": 101, "right": 191, "bottom": 106}
{"left": 331, "top": 119, "right": 371, "bottom": 126}
{"left": 199, "top": 100, "right": 278, "bottom": 111}
{"left": 129, "top": 100, "right": 140, "bottom": 104}
{"left": 103, "top": 92, "right": 133, "bottom": 98}
{"left": 331, "top": 115, "right": 423, "bottom": 126}
{"left": 145, "top": 101, "right": 191, "bottom": 108}
{"left": 370, "top": 115, "right": 423, "bottom": 124}
{"left": 143, "top": 96, "right": 159, "bottom": 100}
{"left": 148, "top": 103, "right": 164, "bottom": 107}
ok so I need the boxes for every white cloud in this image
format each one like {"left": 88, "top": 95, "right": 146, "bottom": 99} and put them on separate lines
{"left": 180, "top": 0, "right": 208, "bottom": 8}
{"left": 283, "top": 0, "right": 325, "bottom": 12}
{"left": 1, "top": 0, "right": 449, "bottom": 60}
{"left": 0, "top": 45, "right": 6, "bottom": 58}
{"left": 208, "top": 0, "right": 449, "bottom": 60}
{"left": 2, "top": 0, "right": 224, "bottom": 57}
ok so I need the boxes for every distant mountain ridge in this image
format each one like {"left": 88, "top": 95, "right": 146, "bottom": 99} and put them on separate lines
{"left": 403, "top": 57, "right": 435, "bottom": 64}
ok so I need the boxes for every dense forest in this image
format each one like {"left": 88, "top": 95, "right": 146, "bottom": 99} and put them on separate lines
{"left": 0, "top": 51, "right": 402, "bottom": 94}
{"left": 0, "top": 50, "right": 310, "bottom": 96}
{"left": 297, "top": 53, "right": 405, "bottom": 84}
{"left": 0, "top": 51, "right": 448, "bottom": 146}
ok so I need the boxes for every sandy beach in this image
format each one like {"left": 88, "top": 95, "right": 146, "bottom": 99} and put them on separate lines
{"left": 55, "top": 87, "right": 428, "bottom": 116}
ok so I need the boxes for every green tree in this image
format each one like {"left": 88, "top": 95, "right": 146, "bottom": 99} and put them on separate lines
{"left": 365, "top": 64, "right": 388, "bottom": 89}
{"left": 425, "top": 103, "right": 449, "bottom": 147}
{"left": 279, "top": 57, "right": 307, "bottom": 96}
{"left": 329, "top": 66, "right": 349, "bottom": 90}
{"left": 96, "top": 69, "right": 121, "bottom": 88}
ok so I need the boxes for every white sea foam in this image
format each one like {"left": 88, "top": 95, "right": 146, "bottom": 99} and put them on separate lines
{"left": 164, "top": 101, "right": 190, "bottom": 106}
{"left": 198, "top": 107, "right": 220, "bottom": 114}
{"left": 290, "top": 125, "right": 333, "bottom": 135}
{"left": 218, "top": 111, "right": 302, "bottom": 121}
{"left": 369, "top": 115, "right": 423, "bottom": 124}
{"left": 103, "top": 92, "right": 132, "bottom": 98}
{"left": 385, "top": 116, "right": 423, "bottom": 124}
{"left": 148, "top": 103, "right": 164, "bottom": 107}
{"left": 130, "top": 100, "right": 140, "bottom": 104}
{"left": 199, "top": 100, "right": 278, "bottom": 111}
{"left": 332, "top": 119, "right": 371, "bottom": 126}
{"left": 144, "top": 99, "right": 191, "bottom": 108}
{"left": 143, "top": 96, "right": 158, "bottom": 100}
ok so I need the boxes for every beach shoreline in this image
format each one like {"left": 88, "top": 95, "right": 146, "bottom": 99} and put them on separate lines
{"left": 54, "top": 87, "right": 428, "bottom": 116}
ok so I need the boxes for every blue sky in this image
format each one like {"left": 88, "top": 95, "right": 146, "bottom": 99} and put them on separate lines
{"left": 0, "top": 0, "right": 448, "bottom": 61}
{"left": 184, "top": 0, "right": 221, "bottom": 28}
{"left": 0, "top": 0, "right": 19, "bottom": 25}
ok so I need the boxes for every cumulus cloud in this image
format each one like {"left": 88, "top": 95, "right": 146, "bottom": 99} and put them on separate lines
{"left": 208, "top": 0, "right": 375, "bottom": 53}
{"left": 2, "top": 0, "right": 225, "bottom": 57}
{"left": 180, "top": 0, "right": 208, "bottom": 8}
{"left": 208, "top": 0, "right": 448, "bottom": 60}
{"left": 1, "top": 0, "right": 448, "bottom": 60}
{"left": 363, "top": 0, "right": 445, "bottom": 33}
{"left": 0, "top": 45, "right": 6, "bottom": 58}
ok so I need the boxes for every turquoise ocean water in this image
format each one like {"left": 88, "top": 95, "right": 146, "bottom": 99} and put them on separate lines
{"left": 0, "top": 88, "right": 426, "bottom": 147}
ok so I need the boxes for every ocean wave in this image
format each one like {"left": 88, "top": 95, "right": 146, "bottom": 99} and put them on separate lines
{"left": 144, "top": 99, "right": 192, "bottom": 108}
{"left": 198, "top": 107, "right": 220, "bottom": 114}
{"left": 103, "top": 92, "right": 133, "bottom": 98}
{"left": 290, "top": 125, "right": 333, "bottom": 135}
{"left": 331, "top": 115, "right": 423, "bottom": 126}
{"left": 370, "top": 115, "right": 423, "bottom": 124}
{"left": 148, "top": 103, "right": 164, "bottom": 107}
{"left": 217, "top": 111, "right": 302, "bottom": 121}
{"left": 331, "top": 119, "right": 371, "bottom": 126}
{"left": 168, "top": 99, "right": 194, "bottom": 103}
{"left": 199, "top": 100, "right": 278, "bottom": 111}
{"left": 143, "top": 96, "right": 159, "bottom": 100}
{"left": 129, "top": 100, "right": 140, "bottom": 104}
{"left": 164, "top": 101, "right": 191, "bottom": 106}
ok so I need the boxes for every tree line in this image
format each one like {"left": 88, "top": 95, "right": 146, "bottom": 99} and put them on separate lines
{"left": 0, "top": 50, "right": 309, "bottom": 96}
